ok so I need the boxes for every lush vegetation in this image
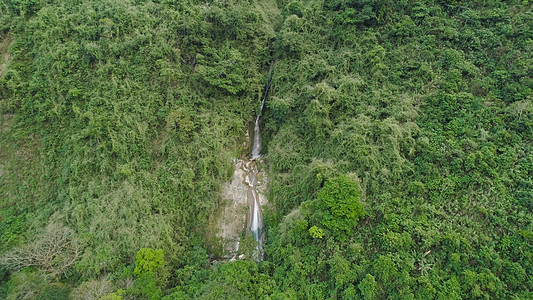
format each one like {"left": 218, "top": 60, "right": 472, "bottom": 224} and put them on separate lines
{"left": 0, "top": 0, "right": 531, "bottom": 299}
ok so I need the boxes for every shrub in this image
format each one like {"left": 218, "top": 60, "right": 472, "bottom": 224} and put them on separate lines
{"left": 309, "top": 226, "right": 324, "bottom": 239}
{"left": 134, "top": 248, "right": 164, "bottom": 277}
{"left": 318, "top": 175, "right": 363, "bottom": 240}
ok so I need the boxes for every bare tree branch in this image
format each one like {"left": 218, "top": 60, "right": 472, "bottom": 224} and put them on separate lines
{"left": 0, "top": 223, "right": 83, "bottom": 277}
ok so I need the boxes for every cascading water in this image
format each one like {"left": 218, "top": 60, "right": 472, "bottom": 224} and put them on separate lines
{"left": 242, "top": 65, "right": 272, "bottom": 261}
{"left": 242, "top": 161, "right": 264, "bottom": 260}
{"left": 251, "top": 84, "right": 267, "bottom": 159}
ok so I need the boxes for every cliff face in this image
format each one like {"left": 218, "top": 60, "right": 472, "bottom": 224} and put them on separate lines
{"left": 215, "top": 157, "right": 269, "bottom": 259}
{"left": 217, "top": 159, "right": 248, "bottom": 257}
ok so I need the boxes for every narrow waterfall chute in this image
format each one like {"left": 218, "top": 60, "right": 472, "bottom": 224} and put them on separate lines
{"left": 243, "top": 64, "right": 272, "bottom": 261}
{"left": 250, "top": 64, "right": 272, "bottom": 160}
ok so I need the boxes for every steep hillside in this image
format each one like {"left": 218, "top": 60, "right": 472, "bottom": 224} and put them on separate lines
{"left": 0, "top": 0, "right": 276, "bottom": 297}
{"left": 0, "top": 0, "right": 531, "bottom": 299}
{"left": 260, "top": 1, "right": 532, "bottom": 299}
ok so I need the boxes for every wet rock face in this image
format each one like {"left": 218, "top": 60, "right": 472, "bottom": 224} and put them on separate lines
{"left": 216, "top": 159, "right": 249, "bottom": 257}
{"left": 215, "top": 158, "right": 268, "bottom": 259}
{"left": 254, "top": 161, "right": 268, "bottom": 206}
{"left": 215, "top": 64, "right": 272, "bottom": 260}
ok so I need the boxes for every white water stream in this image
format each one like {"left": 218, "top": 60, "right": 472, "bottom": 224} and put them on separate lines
{"left": 242, "top": 161, "right": 264, "bottom": 260}
{"left": 242, "top": 66, "right": 272, "bottom": 260}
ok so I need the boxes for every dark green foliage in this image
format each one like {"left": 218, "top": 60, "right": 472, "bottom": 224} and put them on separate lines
{"left": 0, "top": 214, "right": 26, "bottom": 251}
{"left": 261, "top": 0, "right": 532, "bottom": 298}
{"left": 167, "top": 260, "right": 274, "bottom": 299}
{"left": 358, "top": 274, "right": 377, "bottom": 300}
{"left": 130, "top": 273, "right": 164, "bottom": 300}
{"left": 196, "top": 45, "right": 248, "bottom": 95}
{"left": 0, "top": 0, "right": 274, "bottom": 296}
{"left": 281, "top": 2, "right": 303, "bottom": 18}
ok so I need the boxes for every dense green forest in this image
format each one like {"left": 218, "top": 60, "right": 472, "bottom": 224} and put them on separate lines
{"left": 0, "top": 0, "right": 531, "bottom": 298}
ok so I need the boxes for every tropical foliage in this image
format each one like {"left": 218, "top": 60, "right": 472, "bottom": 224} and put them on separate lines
{"left": 0, "top": 0, "right": 531, "bottom": 298}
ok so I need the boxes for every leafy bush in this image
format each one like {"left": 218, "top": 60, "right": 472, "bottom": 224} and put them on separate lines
{"left": 308, "top": 226, "right": 324, "bottom": 239}
{"left": 317, "top": 176, "right": 363, "bottom": 240}
{"left": 134, "top": 248, "right": 164, "bottom": 277}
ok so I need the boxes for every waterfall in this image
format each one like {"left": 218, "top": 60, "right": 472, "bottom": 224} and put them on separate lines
{"left": 250, "top": 117, "right": 262, "bottom": 159}
{"left": 242, "top": 158, "right": 265, "bottom": 260}
{"left": 250, "top": 64, "right": 271, "bottom": 160}
{"left": 243, "top": 64, "right": 272, "bottom": 261}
